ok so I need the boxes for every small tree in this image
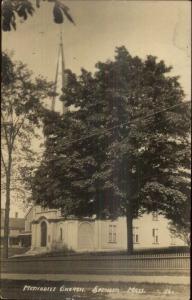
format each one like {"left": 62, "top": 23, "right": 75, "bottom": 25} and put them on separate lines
{"left": 169, "top": 223, "right": 190, "bottom": 247}
{"left": 167, "top": 168, "right": 191, "bottom": 247}
{"left": 1, "top": 53, "right": 51, "bottom": 258}
{"left": 140, "top": 154, "right": 191, "bottom": 248}
{"left": 33, "top": 47, "right": 191, "bottom": 254}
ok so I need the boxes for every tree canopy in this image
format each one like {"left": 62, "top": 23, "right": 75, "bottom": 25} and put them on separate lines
{"left": 32, "top": 46, "right": 191, "bottom": 252}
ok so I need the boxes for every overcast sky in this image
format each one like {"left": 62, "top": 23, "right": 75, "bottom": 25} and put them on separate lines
{"left": 2, "top": 0, "right": 191, "bottom": 217}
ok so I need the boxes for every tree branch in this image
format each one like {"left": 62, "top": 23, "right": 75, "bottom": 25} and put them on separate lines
{"left": 1, "top": 151, "right": 8, "bottom": 175}
{"left": 12, "top": 113, "right": 27, "bottom": 143}
{"left": 1, "top": 112, "right": 10, "bottom": 150}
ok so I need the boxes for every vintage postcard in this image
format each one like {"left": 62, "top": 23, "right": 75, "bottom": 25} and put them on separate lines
{"left": 1, "top": 0, "right": 191, "bottom": 299}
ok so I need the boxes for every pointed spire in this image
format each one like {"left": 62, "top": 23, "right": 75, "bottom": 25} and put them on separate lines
{"left": 52, "top": 27, "right": 67, "bottom": 114}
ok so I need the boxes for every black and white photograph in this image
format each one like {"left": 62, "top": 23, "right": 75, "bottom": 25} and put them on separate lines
{"left": 1, "top": 0, "right": 191, "bottom": 299}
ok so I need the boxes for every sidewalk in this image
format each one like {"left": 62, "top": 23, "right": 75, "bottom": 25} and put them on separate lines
{"left": 1, "top": 273, "right": 190, "bottom": 285}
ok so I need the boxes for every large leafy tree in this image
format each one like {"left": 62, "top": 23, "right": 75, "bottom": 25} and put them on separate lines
{"left": 33, "top": 47, "right": 191, "bottom": 253}
{"left": 1, "top": 53, "right": 51, "bottom": 258}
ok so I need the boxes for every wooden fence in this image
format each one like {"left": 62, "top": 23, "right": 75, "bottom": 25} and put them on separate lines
{"left": 3, "top": 252, "right": 190, "bottom": 273}
{"left": 99, "top": 253, "right": 190, "bottom": 270}
{"left": 68, "top": 252, "right": 191, "bottom": 270}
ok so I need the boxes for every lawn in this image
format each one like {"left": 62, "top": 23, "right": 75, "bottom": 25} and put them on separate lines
{"left": 5, "top": 246, "right": 189, "bottom": 260}
{"left": 1, "top": 245, "right": 189, "bottom": 260}
{"left": 0, "top": 247, "right": 29, "bottom": 259}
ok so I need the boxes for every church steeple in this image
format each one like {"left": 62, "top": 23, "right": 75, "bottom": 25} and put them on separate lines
{"left": 52, "top": 30, "right": 67, "bottom": 114}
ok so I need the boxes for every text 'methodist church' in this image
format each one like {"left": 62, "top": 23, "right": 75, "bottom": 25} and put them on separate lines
{"left": 27, "top": 33, "right": 185, "bottom": 254}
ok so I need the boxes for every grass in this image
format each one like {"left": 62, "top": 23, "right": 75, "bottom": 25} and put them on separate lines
{"left": 36, "top": 245, "right": 190, "bottom": 258}
{"left": 1, "top": 245, "right": 189, "bottom": 260}
{"left": 0, "top": 247, "right": 30, "bottom": 259}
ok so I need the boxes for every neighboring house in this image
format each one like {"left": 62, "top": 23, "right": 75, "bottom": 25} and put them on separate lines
{"left": 1, "top": 209, "right": 26, "bottom": 247}
{"left": 27, "top": 206, "right": 185, "bottom": 253}
{"left": 18, "top": 206, "right": 35, "bottom": 247}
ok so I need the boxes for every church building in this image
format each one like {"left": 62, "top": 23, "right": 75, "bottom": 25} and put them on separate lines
{"left": 25, "top": 205, "right": 185, "bottom": 254}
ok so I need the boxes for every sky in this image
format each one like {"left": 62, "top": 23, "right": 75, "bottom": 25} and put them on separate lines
{"left": 2, "top": 0, "right": 191, "bottom": 217}
{"left": 2, "top": 0, "right": 191, "bottom": 98}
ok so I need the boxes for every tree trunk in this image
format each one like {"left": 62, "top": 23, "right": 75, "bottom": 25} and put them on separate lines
{"left": 3, "top": 152, "right": 12, "bottom": 259}
{"left": 126, "top": 206, "right": 134, "bottom": 255}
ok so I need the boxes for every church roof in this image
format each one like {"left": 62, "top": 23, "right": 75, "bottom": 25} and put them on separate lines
{"left": 52, "top": 31, "right": 67, "bottom": 114}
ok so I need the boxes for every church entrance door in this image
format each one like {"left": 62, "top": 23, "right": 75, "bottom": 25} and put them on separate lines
{"left": 41, "top": 221, "right": 47, "bottom": 247}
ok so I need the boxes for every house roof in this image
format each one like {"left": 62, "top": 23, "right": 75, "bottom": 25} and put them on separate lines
{"left": 1, "top": 217, "right": 25, "bottom": 230}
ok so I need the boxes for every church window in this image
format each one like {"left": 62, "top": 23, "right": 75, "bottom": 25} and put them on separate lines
{"left": 60, "top": 228, "right": 63, "bottom": 241}
{"left": 152, "top": 212, "right": 158, "bottom": 221}
{"left": 152, "top": 228, "right": 159, "bottom": 244}
{"left": 170, "top": 234, "right": 176, "bottom": 245}
{"left": 108, "top": 224, "right": 117, "bottom": 243}
{"left": 133, "top": 227, "right": 139, "bottom": 244}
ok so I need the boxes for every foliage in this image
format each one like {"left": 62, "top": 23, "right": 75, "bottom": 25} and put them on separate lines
{"left": 167, "top": 169, "right": 191, "bottom": 247}
{"left": 1, "top": 52, "right": 51, "bottom": 257}
{"left": 141, "top": 168, "right": 191, "bottom": 236}
{"left": 1, "top": 0, "right": 75, "bottom": 31}
{"left": 1, "top": 52, "right": 14, "bottom": 84}
{"left": 32, "top": 46, "right": 191, "bottom": 252}
{"left": 1, "top": 52, "right": 51, "bottom": 197}
{"left": 169, "top": 222, "right": 190, "bottom": 247}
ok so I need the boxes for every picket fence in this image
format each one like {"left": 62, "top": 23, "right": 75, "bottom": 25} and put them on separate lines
{"left": 6, "top": 252, "right": 190, "bottom": 271}
{"left": 99, "top": 252, "right": 191, "bottom": 270}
